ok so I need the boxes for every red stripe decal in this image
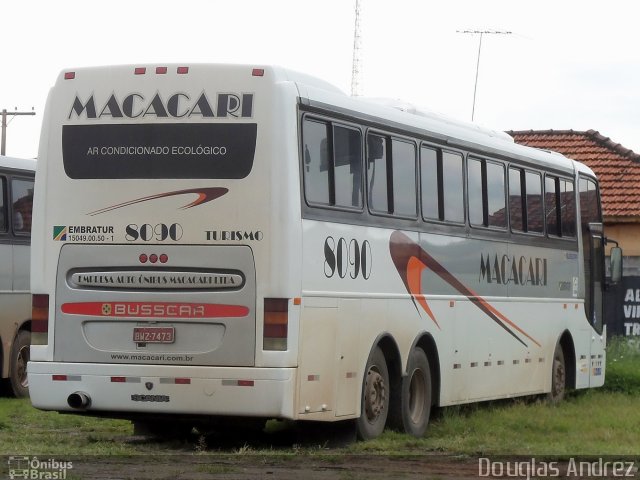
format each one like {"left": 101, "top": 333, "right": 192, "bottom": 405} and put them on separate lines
{"left": 61, "top": 301, "right": 249, "bottom": 318}
{"left": 87, "top": 187, "right": 228, "bottom": 216}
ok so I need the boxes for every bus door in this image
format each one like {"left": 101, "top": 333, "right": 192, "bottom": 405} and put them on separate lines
{"left": 585, "top": 223, "right": 605, "bottom": 386}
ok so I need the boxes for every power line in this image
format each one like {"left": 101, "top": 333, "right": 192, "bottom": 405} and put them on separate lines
{"left": 457, "top": 29, "right": 512, "bottom": 122}
{"left": 1, "top": 108, "right": 36, "bottom": 156}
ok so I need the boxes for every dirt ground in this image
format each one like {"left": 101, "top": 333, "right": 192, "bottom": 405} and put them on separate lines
{"left": 62, "top": 453, "right": 482, "bottom": 480}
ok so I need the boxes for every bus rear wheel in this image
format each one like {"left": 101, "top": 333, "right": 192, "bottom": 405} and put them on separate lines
{"left": 357, "top": 347, "right": 389, "bottom": 440}
{"left": 400, "top": 347, "right": 431, "bottom": 437}
{"left": 9, "top": 330, "right": 30, "bottom": 398}
{"left": 547, "top": 343, "right": 566, "bottom": 404}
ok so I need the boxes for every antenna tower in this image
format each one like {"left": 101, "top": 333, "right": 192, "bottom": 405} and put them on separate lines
{"left": 457, "top": 29, "right": 512, "bottom": 121}
{"left": 351, "top": 0, "right": 363, "bottom": 97}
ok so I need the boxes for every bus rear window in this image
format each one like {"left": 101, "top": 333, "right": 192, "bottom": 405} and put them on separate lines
{"left": 62, "top": 123, "right": 257, "bottom": 179}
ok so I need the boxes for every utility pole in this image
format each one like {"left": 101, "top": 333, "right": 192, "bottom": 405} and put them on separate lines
{"left": 1, "top": 108, "right": 36, "bottom": 156}
{"left": 457, "top": 29, "right": 511, "bottom": 122}
{"left": 351, "top": 0, "right": 363, "bottom": 97}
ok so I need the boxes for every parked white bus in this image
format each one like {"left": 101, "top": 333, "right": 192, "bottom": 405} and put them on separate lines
{"left": 1, "top": 155, "right": 35, "bottom": 397}
{"left": 29, "top": 64, "right": 617, "bottom": 439}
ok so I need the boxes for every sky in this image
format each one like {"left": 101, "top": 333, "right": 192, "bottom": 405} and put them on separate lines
{"left": 1, "top": 0, "right": 639, "bottom": 159}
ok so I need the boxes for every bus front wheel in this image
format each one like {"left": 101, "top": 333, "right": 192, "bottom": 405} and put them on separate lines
{"left": 357, "top": 347, "right": 389, "bottom": 440}
{"left": 547, "top": 343, "right": 566, "bottom": 404}
{"left": 400, "top": 347, "right": 432, "bottom": 437}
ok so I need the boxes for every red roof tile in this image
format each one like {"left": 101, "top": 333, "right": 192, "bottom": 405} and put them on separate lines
{"left": 507, "top": 129, "right": 640, "bottom": 220}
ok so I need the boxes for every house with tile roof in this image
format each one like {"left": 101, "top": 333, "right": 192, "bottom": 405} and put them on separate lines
{"left": 508, "top": 129, "right": 640, "bottom": 336}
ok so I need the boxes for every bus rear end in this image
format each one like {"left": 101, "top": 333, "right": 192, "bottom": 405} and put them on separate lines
{"left": 29, "top": 64, "right": 302, "bottom": 422}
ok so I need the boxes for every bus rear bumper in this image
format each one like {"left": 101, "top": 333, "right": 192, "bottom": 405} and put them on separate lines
{"left": 28, "top": 362, "right": 296, "bottom": 419}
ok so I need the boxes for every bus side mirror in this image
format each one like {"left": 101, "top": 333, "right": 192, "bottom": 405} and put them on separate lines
{"left": 610, "top": 246, "right": 623, "bottom": 284}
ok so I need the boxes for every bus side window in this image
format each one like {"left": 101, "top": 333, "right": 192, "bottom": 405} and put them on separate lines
{"left": 468, "top": 158, "right": 484, "bottom": 226}
{"left": 367, "top": 134, "right": 416, "bottom": 217}
{"left": 0, "top": 177, "right": 6, "bottom": 232}
{"left": 525, "top": 171, "right": 543, "bottom": 233}
{"left": 367, "top": 134, "right": 389, "bottom": 213}
{"left": 467, "top": 157, "right": 505, "bottom": 229}
{"left": 509, "top": 167, "right": 525, "bottom": 232}
{"left": 559, "top": 178, "right": 576, "bottom": 237}
{"left": 303, "top": 119, "right": 331, "bottom": 206}
{"left": 545, "top": 175, "right": 560, "bottom": 236}
{"left": 333, "top": 125, "right": 363, "bottom": 208}
{"left": 11, "top": 178, "right": 34, "bottom": 235}
{"left": 442, "top": 151, "right": 464, "bottom": 223}
{"left": 390, "top": 139, "right": 417, "bottom": 217}
{"left": 486, "top": 161, "right": 506, "bottom": 228}
{"left": 420, "top": 146, "right": 440, "bottom": 220}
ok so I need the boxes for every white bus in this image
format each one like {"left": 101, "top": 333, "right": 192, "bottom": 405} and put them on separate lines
{"left": 29, "top": 64, "right": 617, "bottom": 439}
{"left": 1, "top": 155, "right": 35, "bottom": 397}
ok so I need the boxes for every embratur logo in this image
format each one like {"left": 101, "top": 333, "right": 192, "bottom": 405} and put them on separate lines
{"left": 53, "top": 226, "right": 68, "bottom": 241}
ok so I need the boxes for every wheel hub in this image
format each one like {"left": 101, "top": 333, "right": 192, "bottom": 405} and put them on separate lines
{"left": 364, "top": 368, "right": 386, "bottom": 421}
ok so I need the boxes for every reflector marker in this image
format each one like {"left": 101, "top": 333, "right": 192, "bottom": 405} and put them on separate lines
{"left": 160, "top": 377, "right": 191, "bottom": 385}
{"left": 64, "top": 72, "right": 76, "bottom": 80}
{"left": 346, "top": 372, "right": 357, "bottom": 379}
{"left": 307, "top": 375, "right": 320, "bottom": 382}
{"left": 134, "top": 67, "right": 146, "bottom": 75}
{"left": 252, "top": 68, "right": 265, "bottom": 77}
{"left": 453, "top": 363, "right": 462, "bottom": 370}
{"left": 484, "top": 361, "right": 492, "bottom": 367}
{"left": 52, "top": 375, "right": 81, "bottom": 381}
{"left": 110, "top": 376, "right": 140, "bottom": 383}
{"left": 497, "top": 360, "right": 505, "bottom": 366}
{"left": 221, "top": 379, "right": 254, "bottom": 387}
{"left": 156, "top": 66, "right": 167, "bottom": 74}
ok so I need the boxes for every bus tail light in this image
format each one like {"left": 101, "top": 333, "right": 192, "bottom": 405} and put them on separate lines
{"left": 263, "top": 298, "right": 288, "bottom": 351}
{"left": 32, "top": 294, "right": 49, "bottom": 345}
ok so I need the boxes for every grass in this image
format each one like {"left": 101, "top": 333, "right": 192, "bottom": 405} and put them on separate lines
{"left": 604, "top": 336, "right": 640, "bottom": 395}
{"left": 348, "top": 390, "right": 640, "bottom": 457}
{"left": 1, "top": 337, "right": 638, "bottom": 458}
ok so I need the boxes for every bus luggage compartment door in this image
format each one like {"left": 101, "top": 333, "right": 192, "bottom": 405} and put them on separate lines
{"left": 53, "top": 244, "right": 256, "bottom": 367}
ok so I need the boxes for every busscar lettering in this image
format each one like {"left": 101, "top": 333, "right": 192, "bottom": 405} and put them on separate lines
{"left": 479, "top": 253, "right": 547, "bottom": 286}
{"left": 113, "top": 303, "right": 206, "bottom": 317}
{"left": 69, "top": 92, "right": 254, "bottom": 119}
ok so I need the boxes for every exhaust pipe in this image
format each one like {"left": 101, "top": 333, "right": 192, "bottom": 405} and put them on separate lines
{"left": 67, "top": 392, "right": 91, "bottom": 409}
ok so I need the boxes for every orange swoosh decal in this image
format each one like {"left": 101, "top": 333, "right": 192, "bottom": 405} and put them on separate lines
{"left": 390, "top": 230, "right": 539, "bottom": 348}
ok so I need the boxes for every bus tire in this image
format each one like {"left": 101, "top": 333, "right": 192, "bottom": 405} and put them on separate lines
{"left": 547, "top": 343, "right": 566, "bottom": 404}
{"left": 400, "top": 347, "right": 431, "bottom": 437}
{"left": 356, "top": 346, "right": 389, "bottom": 440}
{"left": 9, "top": 330, "right": 30, "bottom": 398}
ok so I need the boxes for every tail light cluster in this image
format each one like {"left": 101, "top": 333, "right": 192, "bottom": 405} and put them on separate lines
{"left": 263, "top": 298, "right": 288, "bottom": 351}
{"left": 32, "top": 294, "right": 50, "bottom": 345}
{"left": 139, "top": 253, "right": 168, "bottom": 264}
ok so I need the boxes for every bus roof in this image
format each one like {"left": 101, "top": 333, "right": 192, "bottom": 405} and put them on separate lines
{"left": 0, "top": 155, "right": 36, "bottom": 172}
{"left": 277, "top": 66, "right": 584, "bottom": 176}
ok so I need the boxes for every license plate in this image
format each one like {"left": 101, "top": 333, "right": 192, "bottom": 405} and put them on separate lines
{"left": 133, "top": 327, "right": 175, "bottom": 344}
